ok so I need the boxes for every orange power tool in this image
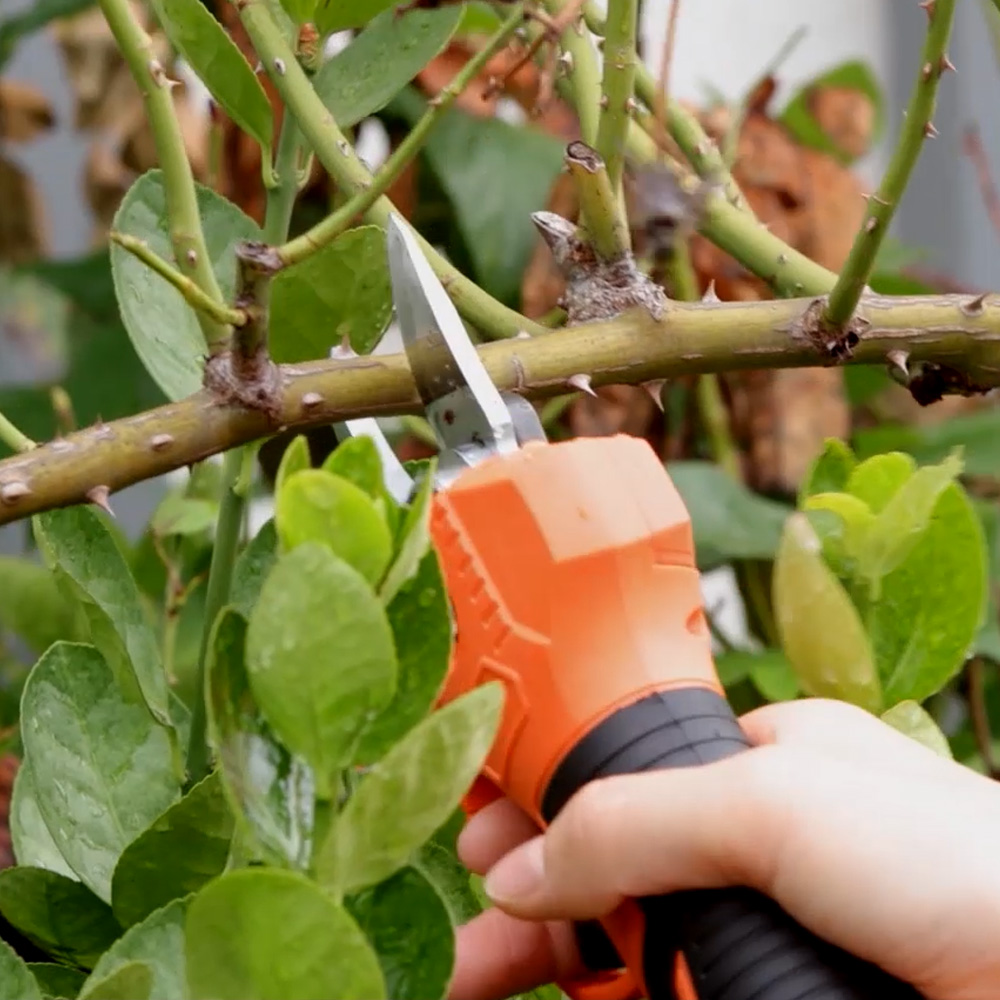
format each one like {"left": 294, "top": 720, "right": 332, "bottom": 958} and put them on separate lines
{"left": 336, "top": 214, "right": 925, "bottom": 1000}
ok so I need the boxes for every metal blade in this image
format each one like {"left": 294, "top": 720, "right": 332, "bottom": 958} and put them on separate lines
{"left": 386, "top": 214, "right": 519, "bottom": 481}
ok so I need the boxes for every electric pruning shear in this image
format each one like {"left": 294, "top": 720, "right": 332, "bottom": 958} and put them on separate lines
{"left": 334, "top": 214, "right": 925, "bottom": 1000}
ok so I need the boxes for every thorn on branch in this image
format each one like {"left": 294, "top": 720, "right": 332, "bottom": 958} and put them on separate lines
{"left": 566, "top": 373, "right": 596, "bottom": 396}
{"left": 85, "top": 484, "right": 114, "bottom": 517}
{"left": 642, "top": 379, "right": 666, "bottom": 410}
{"left": 961, "top": 292, "right": 990, "bottom": 316}
{"left": 0, "top": 481, "right": 31, "bottom": 505}
{"left": 886, "top": 349, "right": 911, "bottom": 385}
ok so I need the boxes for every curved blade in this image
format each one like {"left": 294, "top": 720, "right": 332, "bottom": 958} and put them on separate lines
{"left": 386, "top": 214, "right": 518, "bottom": 482}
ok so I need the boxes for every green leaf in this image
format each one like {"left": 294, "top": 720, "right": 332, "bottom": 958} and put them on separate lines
{"left": 412, "top": 839, "right": 482, "bottom": 925}
{"left": 778, "top": 60, "right": 884, "bottom": 164}
{"left": 270, "top": 226, "right": 392, "bottom": 363}
{"left": 0, "top": 0, "right": 94, "bottom": 70}
{"left": 0, "top": 555, "right": 86, "bottom": 656}
{"left": 313, "top": 0, "right": 392, "bottom": 33}
{"left": 321, "top": 436, "right": 384, "bottom": 500}
{"left": 274, "top": 435, "right": 311, "bottom": 494}
{"left": 275, "top": 469, "right": 393, "bottom": 586}
{"left": 747, "top": 649, "right": 800, "bottom": 703}
{"left": 799, "top": 438, "right": 856, "bottom": 503}
{"left": 8, "top": 758, "right": 78, "bottom": 881}
{"left": 27, "top": 964, "right": 86, "bottom": 1000}
{"left": 314, "top": 7, "right": 462, "bottom": 128}
{"left": 802, "top": 492, "right": 875, "bottom": 579}
{"left": 319, "top": 683, "right": 503, "bottom": 896}
{"left": 206, "top": 609, "right": 314, "bottom": 869}
{"left": 356, "top": 548, "right": 451, "bottom": 764}
{"left": 378, "top": 460, "right": 434, "bottom": 606}
{"left": 32, "top": 507, "right": 172, "bottom": 728}
{"left": 150, "top": 0, "right": 272, "bottom": 157}
{"left": 109, "top": 170, "right": 260, "bottom": 401}
{"left": 20, "top": 643, "right": 181, "bottom": 902}
{"left": 246, "top": 543, "right": 397, "bottom": 785}
{"left": 346, "top": 866, "right": 454, "bottom": 1000}
{"left": 85, "top": 897, "right": 188, "bottom": 1000}
{"left": 0, "top": 938, "right": 42, "bottom": 1000}
{"left": 866, "top": 483, "right": 987, "bottom": 706}
{"left": 843, "top": 451, "right": 916, "bottom": 512}
{"left": 0, "top": 867, "right": 122, "bottom": 967}
{"left": 881, "top": 701, "right": 953, "bottom": 758}
{"left": 111, "top": 771, "right": 234, "bottom": 928}
{"left": 230, "top": 520, "right": 278, "bottom": 620}
{"left": 277, "top": 0, "right": 316, "bottom": 25}
{"left": 78, "top": 963, "right": 152, "bottom": 1000}
{"left": 185, "top": 869, "right": 385, "bottom": 1000}
{"left": 666, "top": 461, "right": 793, "bottom": 570}
{"left": 773, "top": 514, "right": 882, "bottom": 712}
{"left": 395, "top": 93, "right": 564, "bottom": 305}
{"left": 150, "top": 494, "right": 218, "bottom": 538}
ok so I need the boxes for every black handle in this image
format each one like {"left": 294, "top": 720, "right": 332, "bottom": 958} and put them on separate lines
{"left": 541, "top": 688, "right": 926, "bottom": 1000}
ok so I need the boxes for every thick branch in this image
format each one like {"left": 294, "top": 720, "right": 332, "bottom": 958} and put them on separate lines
{"left": 2, "top": 290, "right": 1000, "bottom": 524}
{"left": 99, "top": 0, "right": 229, "bottom": 348}
{"left": 823, "top": 0, "right": 957, "bottom": 329}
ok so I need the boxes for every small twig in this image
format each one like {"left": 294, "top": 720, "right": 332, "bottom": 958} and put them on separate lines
{"left": 110, "top": 232, "right": 248, "bottom": 328}
{"left": 277, "top": 3, "right": 527, "bottom": 269}
{"left": 565, "top": 140, "right": 631, "bottom": 259}
{"left": 652, "top": 0, "right": 680, "bottom": 140}
{"left": 231, "top": 242, "right": 282, "bottom": 371}
{"left": 823, "top": 0, "right": 957, "bottom": 330}
{"left": 541, "top": 0, "right": 601, "bottom": 144}
{"left": 969, "top": 657, "right": 1000, "bottom": 779}
{"left": 962, "top": 124, "right": 1000, "bottom": 240}
{"left": 0, "top": 411, "right": 35, "bottom": 455}
{"left": 594, "top": 0, "right": 638, "bottom": 192}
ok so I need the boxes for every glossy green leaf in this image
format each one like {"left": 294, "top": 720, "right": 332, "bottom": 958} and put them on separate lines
{"left": 86, "top": 897, "right": 188, "bottom": 1000}
{"left": 20, "top": 643, "right": 180, "bottom": 902}
{"left": 275, "top": 435, "right": 311, "bottom": 494}
{"left": 247, "top": 543, "right": 397, "bottom": 785}
{"left": 778, "top": 60, "right": 884, "bottom": 163}
{"left": 412, "top": 839, "right": 482, "bottom": 926}
{"left": 270, "top": 227, "right": 391, "bottom": 363}
{"left": 802, "top": 492, "right": 875, "bottom": 579}
{"left": 457, "top": 1, "right": 502, "bottom": 34}
{"left": 230, "top": 520, "right": 278, "bottom": 620}
{"left": 773, "top": 514, "right": 882, "bottom": 712}
{"left": 356, "top": 548, "right": 451, "bottom": 764}
{"left": 206, "top": 609, "right": 314, "bottom": 869}
{"left": 185, "top": 869, "right": 385, "bottom": 1000}
{"left": 150, "top": 494, "right": 218, "bottom": 538}
{"left": 396, "top": 91, "right": 564, "bottom": 305}
{"left": 313, "top": 0, "right": 392, "bottom": 34}
{"left": 346, "top": 866, "right": 454, "bottom": 1000}
{"left": 314, "top": 7, "right": 462, "bottom": 128}
{"left": 322, "top": 435, "right": 385, "bottom": 500}
{"left": 27, "top": 963, "right": 86, "bottom": 1000}
{"left": 666, "top": 461, "right": 793, "bottom": 570}
{"left": 0, "top": 556, "right": 86, "bottom": 656}
{"left": 32, "top": 507, "right": 172, "bottom": 728}
{"left": 378, "top": 460, "right": 434, "bottom": 606}
{"left": 881, "top": 701, "right": 953, "bottom": 758}
{"left": 275, "top": 469, "right": 393, "bottom": 586}
{"left": 150, "top": 0, "right": 272, "bottom": 156}
{"left": 320, "top": 683, "right": 503, "bottom": 895}
{"left": 843, "top": 451, "right": 916, "bottom": 512}
{"left": 111, "top": 771, "right": 234, "bottom": 928}
{"left": 0, "top": 867, "right": 122, "bottom": 967}
{"left": 799, "top": 438, "right": 856, "bottom": 503}
{"left": 78, "top": 963, "right": 152, "bottom": 1000}
{"left": 748, "top": 649, "right": 800, "bottom": 703}
{"left": 8, "top": 758, "right": 78, "bottom": 881}
{"left": 0, "top": 938, "right": 42, "bottom": 1000}
{"left": 110, "top": 170, "right": 260, "bottom": 401}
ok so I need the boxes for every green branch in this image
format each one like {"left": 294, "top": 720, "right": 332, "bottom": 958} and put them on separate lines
{"left": 595, "top": 0, "right": 638, "bottom": 192}
{"left": 541, "top": 0, "right": 601, "bottom": 144}
{"left": 236, "top": 0, "right": 542, "bottom": 341}
{"left": 823, "top": 0, "right": 957, "bottom": 328}
{"left": 4, "top": 289, "right": 1000, "bottom": 524}
{"left": 99, "top": 0, "right": 229, "bottom": 349}
{"left": 110, "top": 232, "right": 248, "bottom": 328}
{"left": 277, "top": 3, "right": 526, "bottom": 268}
{"left": 0, "top": 412, "right": 35, "bottom": 455}
{"left": 566, "top": 141, "right": 631, "bottom": 258}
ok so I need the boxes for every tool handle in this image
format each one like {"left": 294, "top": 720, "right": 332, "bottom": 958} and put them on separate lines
{"left": 542, "top": 687, "right": 926, "bottom": 1000}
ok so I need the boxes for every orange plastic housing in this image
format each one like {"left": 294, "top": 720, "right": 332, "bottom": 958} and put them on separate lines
{"left": 430, "top": 433, "right": 722, "bottom": 999}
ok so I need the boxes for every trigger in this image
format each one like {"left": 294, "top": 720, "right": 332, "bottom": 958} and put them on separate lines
{"left": 461, "top": 775, "right": 503, "bottom": 817}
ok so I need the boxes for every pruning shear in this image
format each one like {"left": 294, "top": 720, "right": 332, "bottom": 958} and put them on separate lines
{"left": 333, "top": 214, "right": 925, "bottom": 1000}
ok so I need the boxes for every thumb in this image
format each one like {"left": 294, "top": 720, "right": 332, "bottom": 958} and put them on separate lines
{"left": 482, "top": 746, "right": 792, "bottom": 921}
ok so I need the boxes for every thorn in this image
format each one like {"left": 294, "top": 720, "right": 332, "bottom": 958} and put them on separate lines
{"left": 864, "top": 192, "right": 891, "bottom": 206}
{"left": 600, "top": 94, "right": 609, "bottom": 109}
{"left": 701, "top": 280, "right": 720, "bottom": 303}
{"left": 961, "top": 292, "right": 989, "bottom": 316}
{"left": 273, "top": 57, "right": 286, "bottom": 75}
{"left": 777, "top": 253, "right": 788, "bottom": 265}
{"left": 865, "top": 217, "right": 878, "bottom": 233}
{"left": 886, "top": 349, "right": 910, "bottom": 384}
{"left": 625, "top": 96, "right": 639, "bottom": 114}
{"left": 336, "top": 138, "right": 351, "bottom": 156}
{"left": 186, "top": 249, "right": 197, "bottom": 266}
{"left": 86, "top": 484, "right": 114, "bottom": 517}
{"left": 921, "top": 62, "right": 933, "bottom": 81}
{"left": 642, "top": 379, "right": 666, "bottom": 411}
{"left": 566, "top": 373, "right": 596, "bottom": 396}
{"left": 329, "top": 334, "right": 357, "bottom": 360}
{"left": 919, "top": 0, "right": 936, "bottom": 19}
{"left": 557, "top": 50, "right": 574, "bottom": 74}
{"left": 940, "top": 53, "right": 957, "bottom": 73}
{"left": 924, "top": 121, "right": 939, "bottom": 139}
{"left": 515, "top": 330, "right": 532, "bottom": 340}
{"left": 149, "top": 433, "right": 174, "bottom": 451}
{"left": 0, "top": 482, "right": 31, "bottom": 504}
{"left": 301, "top": 391, "right": 323, "bottom": 409}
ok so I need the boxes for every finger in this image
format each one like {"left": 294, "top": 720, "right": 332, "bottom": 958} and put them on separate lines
{"left": 448, "top": 907, "right": 582, "bottom": 1000}
{"left": 458, "top": 797, "right": 541, "bottom": 875}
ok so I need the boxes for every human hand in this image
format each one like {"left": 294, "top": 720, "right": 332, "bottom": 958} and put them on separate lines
{"left": 448, "top": 698, "right": 1000, "bottom": 1000}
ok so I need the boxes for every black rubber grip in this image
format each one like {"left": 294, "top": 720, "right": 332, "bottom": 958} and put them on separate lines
{"left": 542, "top": 688, "right": 926, "bottom": 1000}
